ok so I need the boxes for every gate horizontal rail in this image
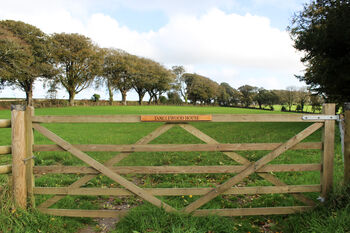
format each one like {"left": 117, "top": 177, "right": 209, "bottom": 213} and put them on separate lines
{"left": 32, "top": 114, "right": 327, "bottom": 123}
{"left": 33, "top": 164, "right": 321, "bottom": 174}
{"left": 33, "top": 142, "right": 322, "bottom": 152}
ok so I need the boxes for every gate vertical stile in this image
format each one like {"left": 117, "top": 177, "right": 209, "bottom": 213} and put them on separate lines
{"left": 320, "top": 103, "right": 336, "bottom": 199}
{"left": 25, "top": 106, "right": 35, "bottom": 207}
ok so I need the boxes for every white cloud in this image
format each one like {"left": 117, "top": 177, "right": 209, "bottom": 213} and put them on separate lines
{"left": 0, "top": 1, "right": 305, "bottom": 100}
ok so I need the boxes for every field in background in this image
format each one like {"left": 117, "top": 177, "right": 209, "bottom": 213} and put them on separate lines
{"left": 0, "top": 105, "right": 345, "bottom": 232}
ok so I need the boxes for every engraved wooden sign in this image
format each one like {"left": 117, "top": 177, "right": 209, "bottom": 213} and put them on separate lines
{"left": 141, "top": 115, "right": 212, "bottom": 122}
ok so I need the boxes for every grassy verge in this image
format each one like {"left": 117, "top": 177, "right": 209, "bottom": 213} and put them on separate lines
{"left": 0, "top": 175, "right": 90, "bottom": 233}
{"left": 0, "top": 105, "right": 346, "bottom": 232}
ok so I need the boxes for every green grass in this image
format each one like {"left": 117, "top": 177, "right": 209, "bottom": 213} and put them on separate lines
{"left": 0, "top": 105, "right": 347, "bottom": 232}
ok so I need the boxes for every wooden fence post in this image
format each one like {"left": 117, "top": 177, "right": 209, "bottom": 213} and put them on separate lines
{"left": 344, "top": 103, "right": 350, "bottom": 185}
{"left": 25, "top": 106, "right": 35, "bottom": 207}
{"left": 11, "top": 105, "right": 27, "bottom": 209}
{"left": 320, "top": 103, "right": 336, "bottom": 199}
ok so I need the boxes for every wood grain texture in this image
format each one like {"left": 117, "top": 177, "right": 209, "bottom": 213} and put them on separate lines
{"left": 11, "top": 107, "right": 27, "bottom": 208}
{"left": 141, "top": 115, "right": 212, "bottom": 122}
{"left": 33, "top": 185, "right": 321, "bottom": 196}
{"left": 32, "top": 114, "right": 326, "bottom": 123}
{"left": 25, "top": 106, "right": 35, "bottom": 207}
{"left": 192, "top": 206, "right": 314, "bottom": 216}
{"left": 0, "top": 146, "right": 11, "bottom": 155}
{"left": 34, "top": 164, "right": 322, "bottom": 175}
{"left": 344, "top": 106, "right": 350, "bottom": 184}
{"left": 33, "top": 142, "right": 322, "bottom": 152}
{"left": 0, "top": 164, "right": 12, "bottom": 174}
{"left": 37, "top": 208, "right": 129, "bottom": 218}
{"left": 0, "top": 119, "right": 11, "bottom": 128}
{"left": 321, "top": 103, "right": 336, "bottom": 199}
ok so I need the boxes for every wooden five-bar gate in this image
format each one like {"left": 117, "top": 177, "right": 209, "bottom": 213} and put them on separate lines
{"left": 1, "top": 104, "right": 336, "bottom": 218}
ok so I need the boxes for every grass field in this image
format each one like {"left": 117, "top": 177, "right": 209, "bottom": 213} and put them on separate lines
{"left": 0, "top": 105, "right": 348, "bottom": 233}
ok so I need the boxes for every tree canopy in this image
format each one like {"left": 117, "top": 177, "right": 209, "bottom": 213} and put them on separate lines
{"left": 51, "top": 33, "right": 102, "bottom": 106}
{"left": 289, "top": 0, "right": 350, "bottom": 106}
{"left": 0, "top": 20, "right": 54, "bottom": 106}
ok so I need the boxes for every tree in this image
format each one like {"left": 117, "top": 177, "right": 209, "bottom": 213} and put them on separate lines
{"left": 238, "top": 85, "right": 257, "bottom": 107}
{"left": 265, "top": 91, "right": 280, "bottom": 110}
{"left": 254, "top": 88, "right": 269, "bottom": 109}
{"left": 310, "top": 94, "right": 323, "bottom": 113}
{"left": 289, "top": 0, "right": 350, "bottom": 107}
{"left": 51, "top": 33, "right": 102, "bottom": 106}
{"left": 284, "top": 86, "right": 297, "bottom": 111}
{"left": 218, "top": 82, "right": 238, "bottom": 106}
{"left": 167, "top": 91, "right": 183, "bottom": 105}
{"left": 145, "top": 62, "right": 174, "bottom": 104}
{"left": 100, "top": 48, "right": 134, "bottom": 105}
{"left": 0, "top": 20, "right": 54, "bottom": 106}
{"left": 184, "top": 73, "right": 219, "bottom": 105}
{"left": 172, "top": 66, "right": 188, "bottom": 103}
{"left": 296, "top": 87, "right": 310, "bottom": 112}
{"left": 130, "top": 57, "right": 152, "bottom": 105}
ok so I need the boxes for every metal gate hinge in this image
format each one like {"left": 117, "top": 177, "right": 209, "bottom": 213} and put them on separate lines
{"left": 302, "top": 115, "right": 339, "bottom": 121}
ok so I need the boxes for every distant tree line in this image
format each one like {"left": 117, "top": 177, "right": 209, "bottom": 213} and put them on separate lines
{"left": 0, "top": 20, "right": 323, "bottom": 111}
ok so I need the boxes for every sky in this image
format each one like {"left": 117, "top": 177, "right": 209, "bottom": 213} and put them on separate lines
{"left": 0, "top": 0, "right": 308, "bottom": 101}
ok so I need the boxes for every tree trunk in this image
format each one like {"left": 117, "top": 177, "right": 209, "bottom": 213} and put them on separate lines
{"left": 138, "top": 92, "right": 145, "bottom": 105}
{"left": 68, "top": 90, "right": 76, "bottom": 106}
{"left": 121, "top": 91, "right": 127, "bottom": 106}
{"left": 26, "top": 88, "right": 33, "bottom": 107}
{"left": 107, "top": 84, "right": 113, "bottom": 105}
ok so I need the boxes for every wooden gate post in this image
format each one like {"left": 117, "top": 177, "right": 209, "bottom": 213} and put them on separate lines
{"left": 11, "top": 105, "right": 27, "bottom": 209}
{"left": 320, "top": 103, "right": 335, "bottom": 199}
{"left": 25, "top": 106, "right": 35, "bottom": 207}
{"left": 343, "top": 103, "right": 350, "bottom": 185}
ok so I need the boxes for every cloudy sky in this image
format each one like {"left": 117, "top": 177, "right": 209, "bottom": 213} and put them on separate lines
{"left": 0, "top": 0, "right": 307, "bottom": 100}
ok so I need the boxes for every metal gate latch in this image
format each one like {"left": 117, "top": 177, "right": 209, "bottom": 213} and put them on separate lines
{"left": 302, "top": 115, "right": 339, "bottom": 120}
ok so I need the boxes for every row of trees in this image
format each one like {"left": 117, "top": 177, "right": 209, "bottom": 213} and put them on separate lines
{"left": 0, "top": 20, "right": 175, "bottom": 106}
{"left": 174, "top": 69, "right": 322, "bottom": 112}
{"left": 0, "top": 19, "right": 325, "bottom": 111}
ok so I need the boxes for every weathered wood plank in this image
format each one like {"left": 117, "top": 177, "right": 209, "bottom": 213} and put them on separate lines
{"left": 37, "top": 206, "right": 313, "bottom": 218}
{"left": 33, "top": 185, "right": 321, "bottom": 196}
{"left": 37, "top": 124, "right": 174, "bottom": 209}
{"left": 0, "top": 119, "right": 11, "bottom": 128}
{"left": 0, "top": 146, "right": 11, "bottom": 155}
{"left": 33, "top": 142, "right": 322, "bottom": 152}
{"left": 211, "top": 114, "right": 324, "bottom": 122}
{"left": 192, "top": 206, "right": 314, "bottom": 216}
{"left": 34, "top": 123, "right": 176, "bottom": 212}
{"left": 32, "top": 114, "right": 326, "bottom": 123}
{"left": 0, "top": 164, "right": 12, "bottom": 174}
{"left": 141, "top": 115, "right": 212, "bottom": 122}
{"left": 33, "top": 164, "right": 322, "bottom": 175}
{"left": 11, "top": 105, "right": 27, "bottom": 209}
{"left": 183, "top": 122, "right": 324, "bottom": 213}
{"left": 37, "top": 208, "right": 129, "bottom": 218}
{"left": 32, "top": 115, "right": 141, "bottom": 123}
{"left": 321, "top": 103, "right": 336, "bottom": 199}
{"left": 25, "top": 106, "right": 35, "bottom": 207}
{"left": 344, "top": 103, "right": 350, "bottom": 184}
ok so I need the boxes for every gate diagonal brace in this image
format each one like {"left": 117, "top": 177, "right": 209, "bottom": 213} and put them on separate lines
{"left": 179, "top": 124, "right": 316, "bottom": 206}
{"left": 182, "top": 122, "right": 323, "bottom": 213}
{"left": 33, "top": 124, "right": 176, "bottom": 212}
